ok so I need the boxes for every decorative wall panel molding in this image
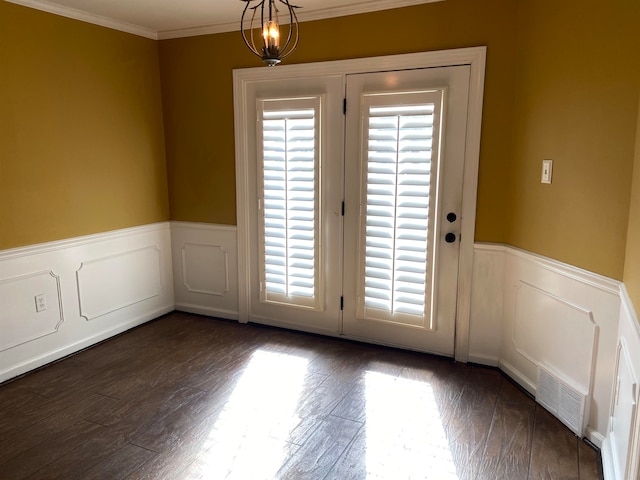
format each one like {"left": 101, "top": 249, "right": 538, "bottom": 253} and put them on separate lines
{"left": 609, "top": 340, "right": 638, "bottom": 479}
{"left": 76, "top": 246, "right": 162, "bottom": 321}
{"left": 512, "top": 281, "right": 597, "bottom": 394}
{"left": 471, "top": 243, "right": 623, "bottom": 449}
{"left": 0, "top": 223, "right": 173, "bottom": 383}
{"left": 171, "top": 222, "right": 239, "bottom": 320}
{"left": 0, "top": 270, "right": 63, "bottom": 352}
{"left": 182, "top": 243, "right": 229, "bottom": 296}
{"left": 602, "top": 288, "right": 640, "bottom": 480}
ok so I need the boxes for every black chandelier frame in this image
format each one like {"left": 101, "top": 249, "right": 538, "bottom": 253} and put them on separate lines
{"left": 240, "top": 0, "right": 301, "bottom": 66}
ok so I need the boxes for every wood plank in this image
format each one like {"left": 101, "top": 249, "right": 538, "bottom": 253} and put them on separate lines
{"left": 0, "top": 420, "right": 106, "bottom": 480}
{"left": 24, "top": 427, "right": 131, "bottom": 480}
{"left": 329, "top": 371, "right": 460, "bottom": 480}
{"left": 445, "top": 367, "right": 503, "bottom": 479}
{"left": 275, "top": 415, "right": 362, "bottom": 480}
{"left": 529, "top": 406, "right": 580, "bottom": 480}
{"left": 308, "top": 340, "right": 385, "bottom": 382}
{"left": 578, "top": 439, "right": 602, "bottom": 480}
{"left": 80, "top": 443, "right": 156, "bottom": 480}
{"left": 285, "top": 374, "right": 355, "bottom": 446}
{"left": 179, "top": 434, "right": 299, "bottom": 479}
{"left": 127, "top": 411, "right": 231, "bottom": 480}
{"left": 87, "top": 384, "right": 205, "bottom": 441}
{"left": 0, "top": 393, "right": 119, "bottom": 466}
{"left": 0, "top": 385, "right": 48, "bottom": 431}
{"left": 132, "top": 387, "right": 231, "bottom": 453}
{"left": 478, "top": 396, "right": 535, "bottom": 479}
{"left": 132, "top": 392, "right": 301, "bottom": 479}
{"left": 430, "top": 360, "right": 470, "bottom": 429}
{"left": 330, "top": 378, "right": 368, "bottom": 422}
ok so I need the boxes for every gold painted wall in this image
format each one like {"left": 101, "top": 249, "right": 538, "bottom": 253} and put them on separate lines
{"left": 161, "top": 0, "right": 640, "bottom": 282}
{"left": 0, "top": 3, "right": 169, "bottom": 250}
{"left": 624, "top": 98, "right": 640, "bottom": 310}
{"left": 507, "top": 0, "right": 640, "bottom": 279}
{"left": 160, "top": 0, "right": 518, "bottom": 235}
{"left": 3, "top": 0, "right": 638, "bottom": 289}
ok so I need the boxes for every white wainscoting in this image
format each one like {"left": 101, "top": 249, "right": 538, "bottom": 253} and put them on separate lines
{"left": 171, "top": 222, "right": 239, "bottom": 320}
{"left": 470, "top": 244, "right": 623, "bottom": 448}
{"left": 602, "top": 287, "right": 640, "bottom": 480}
{"left": 0, "top": 223, "right": 174, "bottom": 383}
{"left": 3, "top": 226, "right": 638, "bottom": 477}
{"left": 468, "top": 244, "right": 504, "bottom": 366}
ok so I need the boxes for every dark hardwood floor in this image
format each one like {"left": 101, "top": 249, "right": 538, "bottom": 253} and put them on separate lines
{"left": 0, "top": 312, "right": 602, "bottom": 479}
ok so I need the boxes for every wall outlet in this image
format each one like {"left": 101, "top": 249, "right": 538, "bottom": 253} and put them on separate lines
{"left": 35, "top": 294, "right": 47, "bottom": 312}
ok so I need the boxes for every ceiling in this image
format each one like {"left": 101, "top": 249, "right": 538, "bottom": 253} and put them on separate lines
{"left": 7, "top": 0, "right": 441, "bottom": 40}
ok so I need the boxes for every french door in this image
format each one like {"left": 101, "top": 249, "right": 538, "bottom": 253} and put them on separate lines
{"left": 234, "top": 49, "right": 485, "bottom": 357}
{"left": 237, "top": 75, "right": 345, "bottom": 334}
{"left": 342, "top": 67, "right": 470, "bottom": 355}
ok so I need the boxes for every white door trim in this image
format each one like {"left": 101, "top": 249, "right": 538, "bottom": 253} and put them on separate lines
{"left": 233, "top": 46, "right": 486, "bottom": 362}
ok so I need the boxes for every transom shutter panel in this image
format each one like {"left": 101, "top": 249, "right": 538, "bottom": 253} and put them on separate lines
{"left": 257, "top": 97, "right": 322, "bottom": 310}
{"left": 358, "top": 91, "right": 444, "bottom": 326}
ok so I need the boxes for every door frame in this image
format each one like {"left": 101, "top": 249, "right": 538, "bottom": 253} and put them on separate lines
{"left": 233, "top": 46, "right": 486, "bottom": 362}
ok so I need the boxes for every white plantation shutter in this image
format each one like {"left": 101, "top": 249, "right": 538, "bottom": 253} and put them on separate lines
{"left": 257, "top": 97, "right": 322, "bottom": 309}
{"left": 358, "top": 91, "right": 443, "bottom": 325}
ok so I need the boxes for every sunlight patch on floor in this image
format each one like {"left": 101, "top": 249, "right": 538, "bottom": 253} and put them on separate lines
{"left": 365, "top": 371, "right": 458, "bottom": 479}
{"left": 183, "top": 349, "right": 309, "bottom": 479}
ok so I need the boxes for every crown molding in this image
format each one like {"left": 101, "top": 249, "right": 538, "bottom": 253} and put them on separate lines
{"left": 159, "top": 0, "right": 444, "bottom": 39}
{"left": 7, "top": 0, "right": 444, "bottom": 41}
{"left": 157, "top": 20, "right": 239, "bottom": 41}
{"left": 6, "top": 0, "right": 159, "bottom": 39}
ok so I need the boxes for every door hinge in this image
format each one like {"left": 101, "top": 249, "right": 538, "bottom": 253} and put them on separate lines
{"left": 340, "top": 296, "right": 344, "bottom": 310}
{"left": 343, "top": 98, "right": 347, "bottom": 115}
{"left": 341, "top": 201, "right": 345, "bottom": 216}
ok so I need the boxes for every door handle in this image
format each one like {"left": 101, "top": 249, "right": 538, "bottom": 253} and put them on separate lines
{"left": 446, "top": 212, "right": 457, "bottom": 223}
{"left": 445, "top": 233, "right": 456, "bottom": 243}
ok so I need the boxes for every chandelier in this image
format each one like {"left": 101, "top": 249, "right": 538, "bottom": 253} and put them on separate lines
{"left": 241, "top": 0, "right": 300, "bottom": 67}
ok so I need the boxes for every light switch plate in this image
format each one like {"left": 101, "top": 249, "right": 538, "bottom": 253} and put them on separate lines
{"left": 542, "top": 159, "right": 553, "bottom": 184}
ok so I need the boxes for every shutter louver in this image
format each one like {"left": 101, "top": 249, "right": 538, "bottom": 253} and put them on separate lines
{"left": 359, "top": 96, "right": 442, "bottom": 325}
{"left": 258, "top": 98, "right": 321, "bottom": 309}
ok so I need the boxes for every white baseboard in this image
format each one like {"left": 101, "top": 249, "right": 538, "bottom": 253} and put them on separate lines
{"left": 587, "top": 429, "right": 606, "bottom": 452}
{"left": 174, "top": 302, "right": 239, "bottom": 321}
{"left": 602, "top": 437, "right": 616, "bottom": 480}
{"left": 0, "top": 223, "right": 174, "bottom": 383}
{"left": 467, "top": 353, "right": 499, "bottom": 367}
{"left": 498, "top": 358, "right": 537, "bottom": 395}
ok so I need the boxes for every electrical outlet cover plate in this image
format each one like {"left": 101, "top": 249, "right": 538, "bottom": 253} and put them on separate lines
{"left": 35, "top": 294, "right": 47, "bottom": 312}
